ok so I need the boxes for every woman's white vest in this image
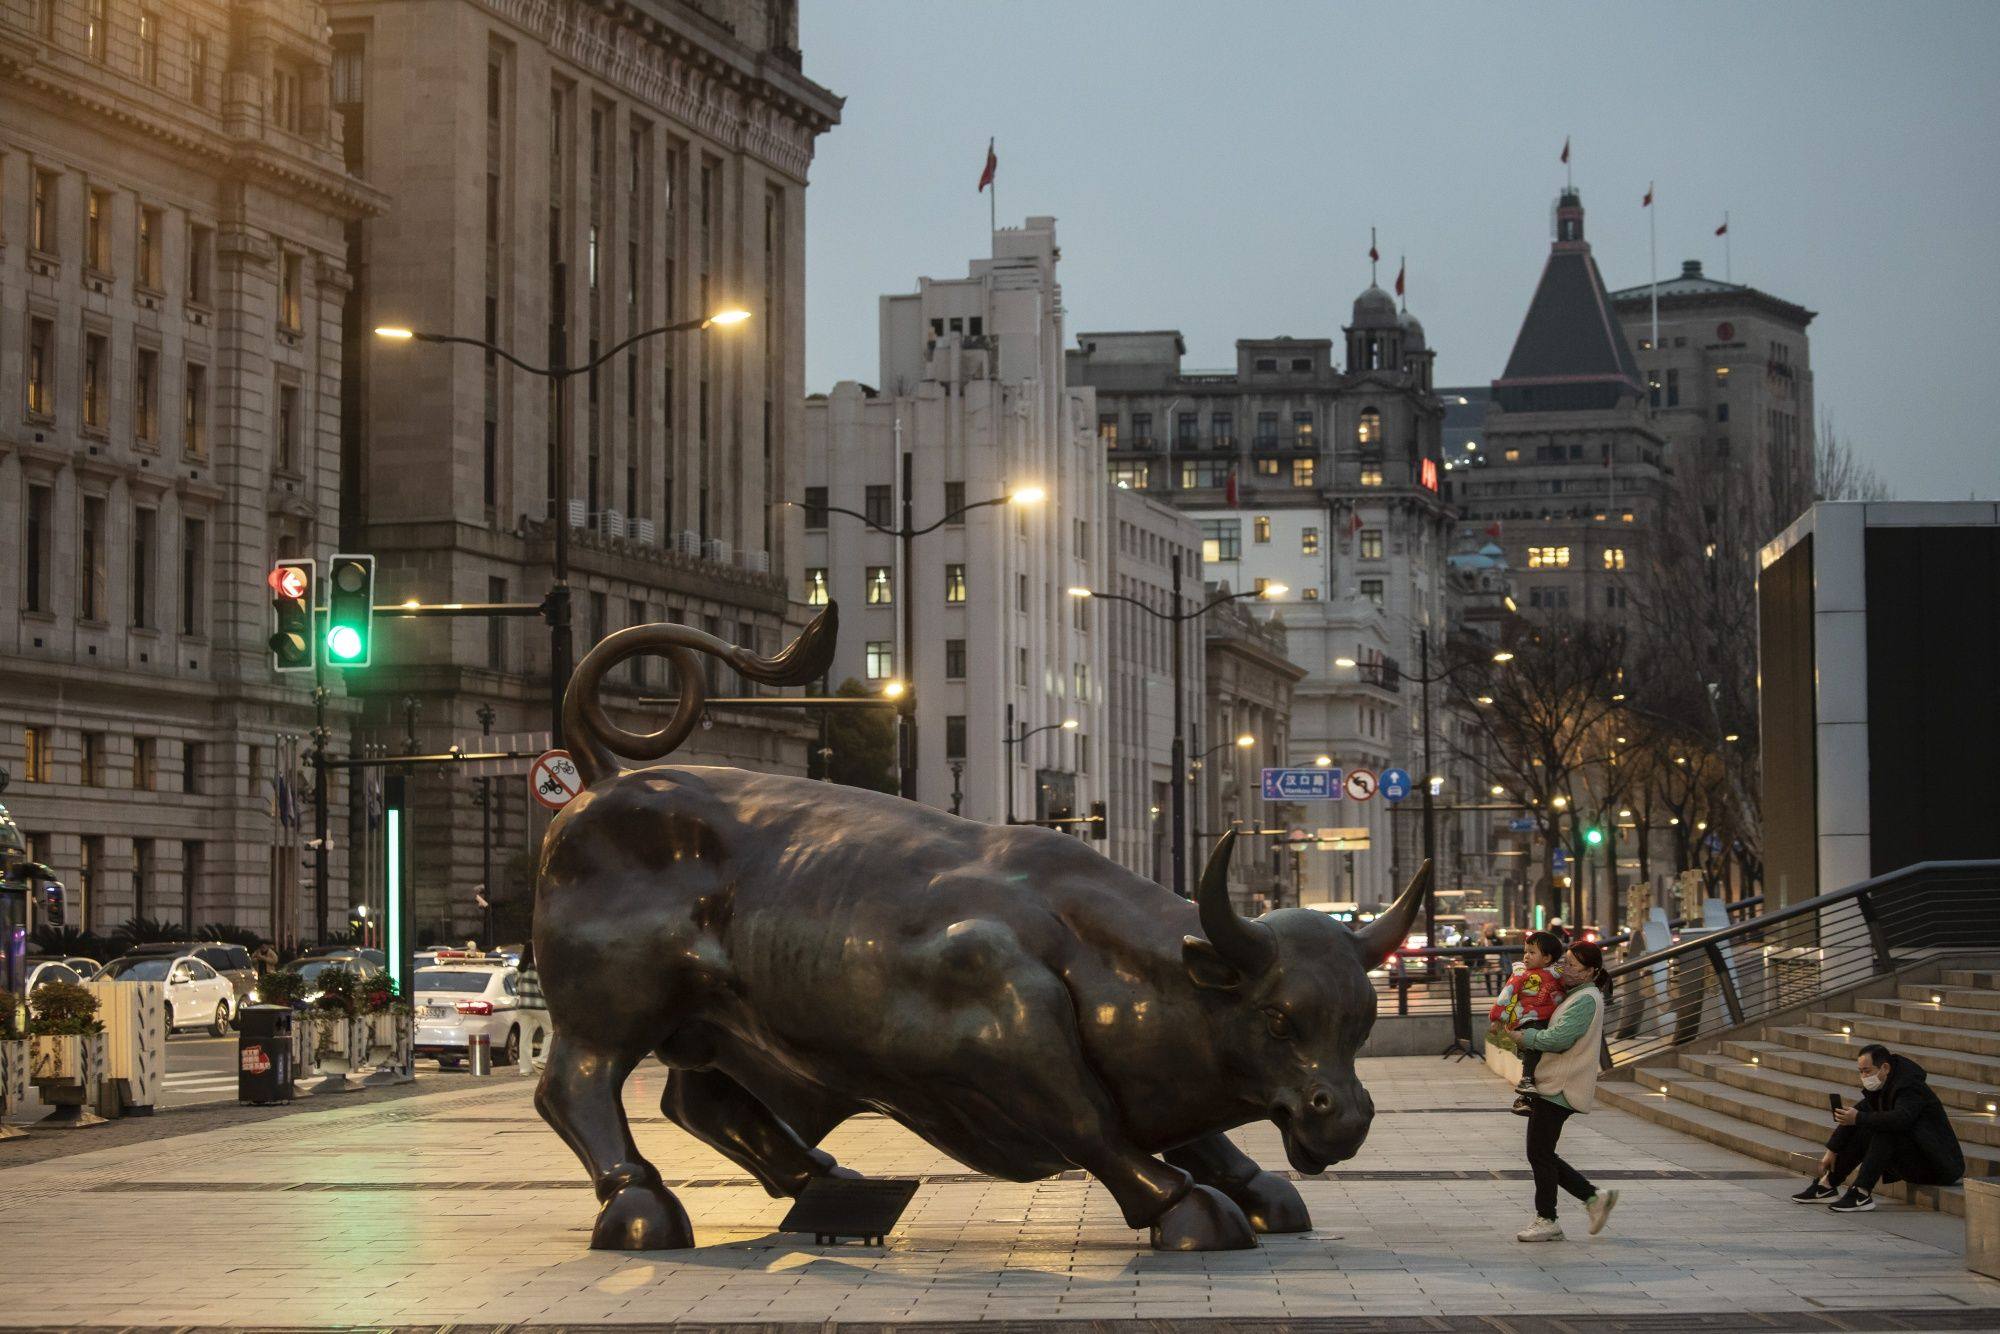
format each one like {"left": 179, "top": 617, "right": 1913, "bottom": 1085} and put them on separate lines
{"left": 1537, "top": 985, "right": 1608, "bottom": 1112}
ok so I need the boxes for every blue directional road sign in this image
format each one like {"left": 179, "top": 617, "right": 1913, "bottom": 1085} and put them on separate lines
{"left": 1553, "top": 847, "right": 1571, "bottom": 869}
{"left": 1379, "top": 768, "right": 1412, "bottom": 803}
{"left": 1262, "top": 767, "right": 1340, "bottom": 801}
{"left": 1508, "top": 817, "right": 1535, "bottom": 833}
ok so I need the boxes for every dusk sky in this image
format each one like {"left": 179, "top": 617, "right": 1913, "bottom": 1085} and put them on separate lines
{"left": 800, "top": 1, "right": 2000, "bottom": 501}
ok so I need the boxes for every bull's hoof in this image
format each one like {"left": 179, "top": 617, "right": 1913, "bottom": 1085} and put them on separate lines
{"left": 1149, "top": 1184, "right": 1258, "bottom": 1251}
{"left": 591, "top": 1183, "right": 694, "bottom": 1251}
{"left": 804, "top": 1146, "right": 863, "bottom": 1186}
{"left": 1230, "top": 1169, "right": 1312, "bottom": 1234}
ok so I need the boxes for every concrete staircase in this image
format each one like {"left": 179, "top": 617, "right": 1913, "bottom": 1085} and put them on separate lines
{"left": 1599, "top": 965, "right": 2000, "bottom": 1216}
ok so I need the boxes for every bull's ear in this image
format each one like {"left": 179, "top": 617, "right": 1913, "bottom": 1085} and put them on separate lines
{"left": 1183, "top": 935, "right": 1245, "bottom": 992}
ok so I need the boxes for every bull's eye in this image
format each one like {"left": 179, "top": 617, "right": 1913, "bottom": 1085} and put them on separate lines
{"left": 1263, "top": 1007, "right": 1294, "bottom": 1040}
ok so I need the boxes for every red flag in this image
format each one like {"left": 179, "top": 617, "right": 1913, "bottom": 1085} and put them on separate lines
{"left": 1394, "top": 260, "right": 1405, "bottom": 299}
{"left": 1224, "top": 466, "right": 1238, "bottom": 508}
{"left": 1715, "top": 219, "right": 1728, "bottom": 236}
{"left": 1642, "top": 182, "right": 1654, "bottom": 208}
{"left": 1348, "top": 512, "right": 1364, "bottom": 537}
{"left": 978, "top": 138, "right": 996, "bottom": 193}
{"left": 1368, "top": 238, "right": 1379, "bottom": 263}
{"left": 1485, "top": 520, "right": 1503, "bottom": 540}
{"left": 1560, "top": 136, "right": 1570, "bottom": 165}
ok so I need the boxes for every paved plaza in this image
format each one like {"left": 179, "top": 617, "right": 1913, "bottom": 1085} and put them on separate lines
{"left": 0, "top": 1055, "right": 1994, "bottom": 1329}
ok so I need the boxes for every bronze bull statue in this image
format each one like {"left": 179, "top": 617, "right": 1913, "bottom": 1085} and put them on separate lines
{"left": 534, "top": 606, "right": 1428, "bottom": 1251}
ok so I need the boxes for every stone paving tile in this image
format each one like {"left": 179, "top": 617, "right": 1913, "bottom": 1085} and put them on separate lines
{"left": 0, "top": 1055, "right": 1995, "bottom": 1326}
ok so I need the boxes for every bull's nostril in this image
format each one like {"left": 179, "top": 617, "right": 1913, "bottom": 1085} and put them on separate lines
{"left": 1308, "top": 1088, "right": 1334, "bottom": 1115}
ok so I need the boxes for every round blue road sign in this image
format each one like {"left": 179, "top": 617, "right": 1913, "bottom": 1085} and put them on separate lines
{"left": 1380, "top": 767, "right": 1412, "bottom": 802}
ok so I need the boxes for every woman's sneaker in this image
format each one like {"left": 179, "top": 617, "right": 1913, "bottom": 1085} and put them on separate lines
{"left": 1828, "top": 1188, "right": 1876, "bottom": 1213}
{"left": 1510, "top": 1094, "right": 1533, "bottom": 1116}
{"left": 1790, "top": 1178, "right": 1839, "bottom": 1204}
{"left": 1516, "top": 1216, "right": 1564, "bottom": 1243}
{"left": 1586, "top": 1189, "right": 1619, "bottom": 1235}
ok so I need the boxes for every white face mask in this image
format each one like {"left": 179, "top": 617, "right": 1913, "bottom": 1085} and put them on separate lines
{"left": 1861, "top": 1072, "right": 1885, "bottom": 1092}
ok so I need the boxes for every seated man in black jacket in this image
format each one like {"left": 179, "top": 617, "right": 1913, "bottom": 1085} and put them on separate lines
{"left": 1793, "top": 1043, "right": 1965, "bottom": 1212}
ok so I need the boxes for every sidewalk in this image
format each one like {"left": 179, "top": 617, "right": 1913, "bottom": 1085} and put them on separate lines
{"left": 0, "top": 1053, "right": 1993, "bottom": 1327}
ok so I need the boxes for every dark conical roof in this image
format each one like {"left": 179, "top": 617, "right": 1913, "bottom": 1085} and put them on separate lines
{"left": 1491, "top": 192, "right": 1644, "bottom": 413}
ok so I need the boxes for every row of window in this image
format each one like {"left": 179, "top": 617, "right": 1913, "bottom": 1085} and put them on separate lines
{"left": 23, "top": 318, "right": 313, "bottom": 467}
{"left": 1201, "top": 519, "right": 1383, "bottom": 563}
{"left": 1099, "top": 407, "right": 1385, "bottom": 450}
{"left": 0, "top": 831, "right": 210, "bottom": 934}
{"left": 1108, "top": 458, "right": 1408, "bottom": 493}
{"left": 19, "top": 485, "right": 208, "bottom": 632}
{"left": 17, "top": 171, "right": 307, "bottom": 324}
{"left": 1526, "top": 545, "right": 1627, "bottom": 570}
{"left": 1526, "top": 585, "right": 1629, "bottom": 610}
{"left": 17, "top": 725, "right": 207, "bottom": 792}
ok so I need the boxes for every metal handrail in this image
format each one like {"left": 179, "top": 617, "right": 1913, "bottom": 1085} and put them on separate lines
{"left": 1604, "top": 861, "right": 1996, "bottom": 982}
{"left": 1600, "top": 860, "right": 2000, "bottom": 1070}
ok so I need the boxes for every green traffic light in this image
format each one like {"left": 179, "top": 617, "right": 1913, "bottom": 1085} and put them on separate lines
{"left": 1584, "top": 826, "right": 1605, "bottom": 847}
{"left": 328, "top": 624, "right": 364, "bottom": 661}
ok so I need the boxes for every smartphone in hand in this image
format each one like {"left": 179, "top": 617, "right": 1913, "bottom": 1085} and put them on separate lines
{"left": 1829, "top": 1092, "right": 1843, "bottom": 1117}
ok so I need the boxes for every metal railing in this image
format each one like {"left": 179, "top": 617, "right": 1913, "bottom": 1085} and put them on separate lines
{"left": 1602, "top": 860, "right": 2000, "bottom": 1070}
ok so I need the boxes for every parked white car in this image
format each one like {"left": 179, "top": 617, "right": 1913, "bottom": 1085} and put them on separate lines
{"left": 98, "top": 953, "right": 235, "bottom": 1035}
{"left": 413, "top": 959, "right": 522, "bottom": 1066}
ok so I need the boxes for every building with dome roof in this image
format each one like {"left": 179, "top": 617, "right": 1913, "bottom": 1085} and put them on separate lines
{"left": 1067, "top": 277, "right": 1452, "bottom": 911}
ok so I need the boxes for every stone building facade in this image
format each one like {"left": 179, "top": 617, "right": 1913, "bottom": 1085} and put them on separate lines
{"left": 1068, "top": 291, "right": 1452, "bottom": 910}
{"left": 0, "top": 0, "right": 383, "bottom": 939}
{"left": 1610, "top": 260, "right": 1816, "bottom": 554}
{"left": 327, "top": 0, "right": 839, "bottom": 940}
{"left": 801, "top": 218, "right": 1109, "bottom": 830}
{"left": 1101, "top": 483, "right": 1205, "bottom": 888}
{"left": 1197, "top": 594, "right": 1303, "bottom": 912}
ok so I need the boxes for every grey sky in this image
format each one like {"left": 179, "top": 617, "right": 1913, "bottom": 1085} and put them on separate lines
{"left": 800, "top": 1, "right": 2000, "bottom": 501}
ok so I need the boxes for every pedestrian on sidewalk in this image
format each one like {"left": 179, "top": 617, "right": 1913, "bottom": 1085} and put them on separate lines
{"left": 1791, "top": 1044, "right": 1964, "bottom": 1213}
{"left": 1508, "top": 940, "right": 1619, "bottom": 1243}
{"left": 1489, "top": 930, "right": 1565, "bottom": 1113}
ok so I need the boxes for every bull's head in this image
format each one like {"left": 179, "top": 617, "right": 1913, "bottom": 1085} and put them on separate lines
{"left": 1181, "top": 831, "right": 1430, "bottom": 1174}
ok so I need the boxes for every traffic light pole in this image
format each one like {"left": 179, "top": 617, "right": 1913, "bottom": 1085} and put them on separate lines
{"left": 311, "top": 675, "right": 329, "bottom": 947}
{"left": 549, "top": 313, "right": 573, "bottom": 750}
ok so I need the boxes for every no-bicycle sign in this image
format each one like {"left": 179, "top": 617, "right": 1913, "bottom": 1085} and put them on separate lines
{"left": 529, "top": 749, "right": 583, "bottom": 810}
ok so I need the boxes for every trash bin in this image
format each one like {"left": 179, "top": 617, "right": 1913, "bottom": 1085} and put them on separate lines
{"left": 237, "top": 1005, "right": 294, "bottom": 1105}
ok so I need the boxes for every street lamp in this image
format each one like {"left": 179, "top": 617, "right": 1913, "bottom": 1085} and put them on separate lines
{"left": 1068, "top": 571, "right": 1285, "bottom": 898}
{"left": 1001, "top": 710, "right": 1077, "bottom": 825}
{"left": 375, "top": 307, "right": 751, "bottom": 745}
{"left": 1336, "top": 633, "right": 1514, "bottom": 951}
{"left": 786, "top": 481, "right": 1042, "bottom": 801}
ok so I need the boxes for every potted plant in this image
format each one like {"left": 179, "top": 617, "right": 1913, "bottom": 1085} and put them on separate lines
{"left": 0, "top": 987, "right": 27, "bottom": 1138}
{"left": 27, "top": 980, "right": 107, "bottom": 1126}
{"left": 305, "top": 967, "right": 369, "bottom": 1093}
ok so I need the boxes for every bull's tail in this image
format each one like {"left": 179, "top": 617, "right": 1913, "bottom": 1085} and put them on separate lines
{"left": 562, "top": 603, "right": 839, "bottom": 787}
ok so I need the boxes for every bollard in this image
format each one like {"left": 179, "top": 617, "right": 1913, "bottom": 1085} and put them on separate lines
{"left": 468, "top": 1033, "right": 492, "bottom": 1077}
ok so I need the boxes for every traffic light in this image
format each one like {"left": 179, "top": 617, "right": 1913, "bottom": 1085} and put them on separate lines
{"left": 1089, "top": 799, "right": 1108, "bottom": 841}
{"left": 268, "top": 558, "right": 315, "bottom": 672}
{"left": 324, "top": 554, "right": 375, "bottom": 667}
{"left": 1583, "top": 823, "right": 1605, "bottom": 848}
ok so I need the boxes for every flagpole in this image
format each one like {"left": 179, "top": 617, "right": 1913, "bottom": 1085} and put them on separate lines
{"left": 1649, "top": 183, "right": 1659, "bottom": 353}
{"left": 1370, "top": 226, "right": 1378, "bottom": 286}
{"left": 1724, "top": 210, "right": 1732, "bottom": 282}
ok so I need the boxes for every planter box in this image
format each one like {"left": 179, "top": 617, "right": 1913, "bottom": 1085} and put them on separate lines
{"left": 1970, "top": 1178, "right": 2000, "bottom": 1281}
{"left": 309, "top": 1014, "right": 371, "bottom": 1073}
{"left": 291, "top": 1016, "right": 316, "bottom": 1077}
{"left": 30, "top": 1033, "right": 107, "bottom": 1087}
{"left": 365, "top": 1011, "right": 412, "bottom": 1066}
{"left": 1, "top": 1038, "right": 27, "bottom": 1113}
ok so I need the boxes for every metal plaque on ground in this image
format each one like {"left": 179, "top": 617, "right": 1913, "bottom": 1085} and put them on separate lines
{"left": 777, "top": 1176, "right": 920, "bottom": 1246}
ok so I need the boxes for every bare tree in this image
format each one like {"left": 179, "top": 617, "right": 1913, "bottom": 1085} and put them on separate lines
{"left": 1814, "top": 412, "right": 1891, "bottom": 502}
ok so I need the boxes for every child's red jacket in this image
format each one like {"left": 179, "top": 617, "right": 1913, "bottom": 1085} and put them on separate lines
{"left": 1488, "top": 966, "right": 1566, "bottom": 1028}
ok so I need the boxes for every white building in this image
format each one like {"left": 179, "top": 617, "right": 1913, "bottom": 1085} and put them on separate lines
{"left": 1102, "top": 485, "right": 1204, "bottom": 885}
{"left": 801, "top": 218, "right": 1107, "bottom": 826}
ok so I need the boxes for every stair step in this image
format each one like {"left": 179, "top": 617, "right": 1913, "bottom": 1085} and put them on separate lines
{"left": 1941, "top": 969, "right": 2000, "bottom": 989}
{"left": 1814, "top": 1009, "right": 2000, "bottom": 1059}
{"left": 1854, "top": 996, "right": 2000, "bottom": 1033}
{"left": 1596, "top": 1080, "right": 1966, "bottom": 1216}
{"left": 1687, "top": 1048, "right": 2000, "bottom": 1144}
{"left": 1768, "top": 1023, "right": 2000, "bottom": 1086}
{"left": 1723, "top": 1039, "right": 2000, "bottom": 1114}
{"left": 1633, "top": 1067, "right": 2000, "bottom": 1173}
{"left": 1895, "top": 982, "right": 2000, "bottom": 1011}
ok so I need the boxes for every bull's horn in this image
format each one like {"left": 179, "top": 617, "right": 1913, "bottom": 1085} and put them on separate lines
{"left": 1350, "top": 860, "right": 1432, "bottom": 971}
{"left": 1197, "top": 830, "right": 1277, "bottom": 976}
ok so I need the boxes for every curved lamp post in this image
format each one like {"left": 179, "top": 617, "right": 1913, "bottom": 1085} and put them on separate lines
{"left": 374, "top": 308, "right": 750, "bottom": 745}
